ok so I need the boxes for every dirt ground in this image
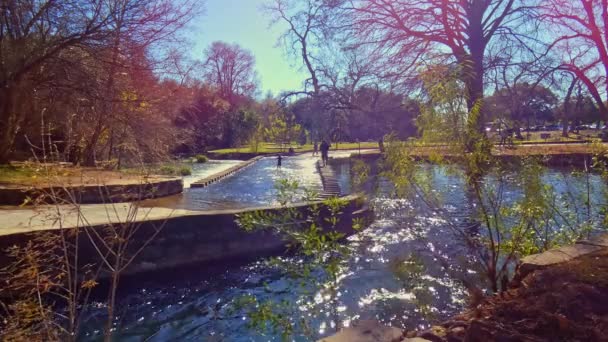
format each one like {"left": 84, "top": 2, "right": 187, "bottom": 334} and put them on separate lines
{"left": 0, "top": 164, "right": 173, "bottom": 188}
{"left": 430, "top": 250, "right": 608, "bottom": 341}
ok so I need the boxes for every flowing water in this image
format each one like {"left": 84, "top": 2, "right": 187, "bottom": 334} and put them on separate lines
{"left": 144, "top": 152, "right": 355, "bottom": 210}
{"left": 83, "top": 155, "right": 607, "bottom": 341}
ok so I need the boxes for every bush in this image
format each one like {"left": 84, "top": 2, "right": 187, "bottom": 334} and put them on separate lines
{"left": 195, "top": 154, "right": 208, "bottom": 163}
{"left": 179, "top": 166, "right": 192, "bottom": 176}
{"left": 158, "top": 165, "right": 177, "bottom": 175}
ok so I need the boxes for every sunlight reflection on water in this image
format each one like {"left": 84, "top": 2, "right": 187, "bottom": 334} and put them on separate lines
{"left": 82, "top": 158, "right": 608, "bottom": 341}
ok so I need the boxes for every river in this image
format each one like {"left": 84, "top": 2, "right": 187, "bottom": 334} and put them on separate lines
{"left": 82, "top": 154, "right": 607, "bottom": 341}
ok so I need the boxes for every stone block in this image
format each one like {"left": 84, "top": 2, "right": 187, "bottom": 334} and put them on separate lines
{"left": 520, "top": 244, "right": 603, "bottom": 274}
{"left": 577, "top": 234, "right": 608, "bottom": 248}
{"left": 317, "top": 320, "right": 404, "bottom": 342}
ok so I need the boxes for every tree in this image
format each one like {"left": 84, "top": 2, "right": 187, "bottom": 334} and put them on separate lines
{"left": 265, "top": 110, "right": 302, "bottom": 150}
{"left": 486, "top": 83, "right": 557, "bottom": 134}
{"left": 0, "top": 0, "right": 198, "bottom": 164}
{"left": 0, "top": 0, "right": 111, "bottom": 162}
{"left": 202, "top": 41, "right": 258, "bottom": 107}
{"left": 338, "top": 0, "right": 539, "bottom": 134}
{"left": 265, "top": 0, "right": 331, "bottom": 97}
{"left": 541, "top": 0, "right": 608, "bottom": 121}
{"left": 175, "top": 85, "right": 230, "bottom": 152}
{"left": 223, "top": 110, "right": 261, "bottom": 147}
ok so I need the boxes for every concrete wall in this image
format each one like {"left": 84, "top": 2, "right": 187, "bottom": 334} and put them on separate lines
{"left": 0, "top": 178, "right": 183, "bottom": 205}
{"left": 0, "top": 195, "right": 371, "bottom": 278}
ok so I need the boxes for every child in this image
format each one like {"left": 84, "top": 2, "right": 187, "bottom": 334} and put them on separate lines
{"left": 277, "top": 154, "right": 282, "bottom": 168}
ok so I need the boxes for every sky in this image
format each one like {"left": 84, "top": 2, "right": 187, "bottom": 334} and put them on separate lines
{"left": 187, "top": 0, "right": 307, "bottom": 97}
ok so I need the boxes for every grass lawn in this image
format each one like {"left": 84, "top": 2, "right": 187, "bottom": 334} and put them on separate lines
{"left": 209, "top": 142, "right": 380, "bottom": 155}
{"left": 490, "top": 129, "right": 601, "bottom": 144}
{"left": 0, "top": 163, "right": 179, "bottom": 188}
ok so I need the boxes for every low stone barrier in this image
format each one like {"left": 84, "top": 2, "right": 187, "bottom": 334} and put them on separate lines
{"left": 0, "top": 178, "right": 183, "bottom": 205}
{"left": 190, "top": 156, "right": 263, "bottom": 188}
{"left": 0, "top": 194, "right": 371, "bottom": 279}
{"left": 515, "top": 233, "right": 608, "bottom": 280}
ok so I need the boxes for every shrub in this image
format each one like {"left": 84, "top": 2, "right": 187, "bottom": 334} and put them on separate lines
{"left": 158, "top": 165, "right": 177, "bottom": 175}
{"left": 195, "top": 154, "right": 208, "bottom": 163}
{"left": 179, "top": 166, "right": 192, "bottom": 176}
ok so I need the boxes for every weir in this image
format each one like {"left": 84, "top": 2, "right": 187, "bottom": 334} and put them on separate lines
{"left": 0, "top": 152, "right": 372, "bottom": 277}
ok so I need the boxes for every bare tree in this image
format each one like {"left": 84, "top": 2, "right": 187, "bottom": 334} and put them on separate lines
{"left": 0, "top": 0, "right": 114, "bottom": 163}
{"left": 541, "top": 0, "right": 608, "bottom": 121}
{"left": 337, "top": 0, "right": 539, "bottom": 133}
{"left": 265, "top": 0, "right": 334, "bottom": 97}
{"left": 202, "top": 41, "right": 258, "bottom": 107}
{"left": 0, "top": 0, "right": 199, "bottom": 164}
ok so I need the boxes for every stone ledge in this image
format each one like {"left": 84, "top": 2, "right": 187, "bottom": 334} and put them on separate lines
{"left": 0, "top": 194, "right": 371, "bottom": 278}
{"left": 317, "top": 320, "right": 412, "bottom": 342}
{"left": 0, "top": 178, "right": 183, "bottom": 205}
{"left": 190, "top": 156, "right": 263, "bottom": 188}
{"left": 519, "top": 243, "right": 603, "bottom": 275}
{"left": 577, "top": 234, "right": 608, "bottom": 247}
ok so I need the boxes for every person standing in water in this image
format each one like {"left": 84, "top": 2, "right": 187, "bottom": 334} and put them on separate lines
{"left": 320, "top": 140, "right": 330, "bottom": 166}
{"left": 313, "top": 141, "right": 318, "bottom": 156}
{"left": 277, "top": 154, "right": 283, "bottom": 168}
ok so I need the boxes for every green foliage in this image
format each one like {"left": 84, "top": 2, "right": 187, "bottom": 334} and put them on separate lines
{"left": 194, "top": 154, "right": 208, "bottom": 163}
{"left": 351, "top": 158, "right": 370, "bottom": 191}
{"left": 224, "top": 110, "right": 261, "bottom": 148}
{"left": 158, "top": 165, "right": 177, "bottom": 175}
{"left": 264, "top": 111, "right": 302, "bottom": 149}
{"left": 179, "top": 166, "right": 192, "bottom": 176}
{"left": 417, "top": 66, "right": 469, "bottom": 146}
{"left": 485, "top": 84, "right": 558, "bottom": 128}
{"left": 157, "top": 164, "right": 192, "bottom": 176}
{"left": 381, "top": 68, "right": 601, "bottom": 293}
{"left": 236, "top": 179, "right": 355, "bottom": 339}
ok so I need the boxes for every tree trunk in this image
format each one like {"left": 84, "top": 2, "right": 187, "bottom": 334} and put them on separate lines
{"left": 464, "top": 3, "right": 487, "bottom": 136}
{"left": 563, "top": 79, "right": 576, "bottom": 137}
{"left": 0, "top": 85, "right": 24, "bottom": 163}
{"left": 82, "top": 119, "right": 105, "bottom": 166}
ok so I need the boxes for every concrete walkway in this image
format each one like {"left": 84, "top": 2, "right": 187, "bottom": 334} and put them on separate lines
{"left": 1, "top": 150, "right": 365, "bottom": 236}
{"left": 1, "top": 203, "right": 197, "bottom": 236}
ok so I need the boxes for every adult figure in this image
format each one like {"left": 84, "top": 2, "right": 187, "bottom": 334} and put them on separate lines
{"left": 320, "top": 140, "right": 330, "bottom": 166}
{"left": 378, "top": 137, "right": 385, "bottom": 152}
{"left": 277, "top": 154, "right": 282, "bottom": 168}
{"left": 499, "top": 127, "right": 513, "bottom": 147}
{"left": 313, "top": 142, "right": 318, "bottom": 156}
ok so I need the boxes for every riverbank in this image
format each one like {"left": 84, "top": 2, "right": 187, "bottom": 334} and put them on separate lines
{"left": 208, "top": 142, "right": 379, "bottom": 159}
{"left": 321, "top": 234, "right": 608, "bottom": 342}
{"left": 349, "top": 142, "right": 608, "bottom": 167}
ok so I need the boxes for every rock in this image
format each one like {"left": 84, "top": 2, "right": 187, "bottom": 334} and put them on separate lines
{"left": 418, "top": 331, "right": 444, "bottom": 342}
{"left": 464, "top": 320, "right": 494, "bottom": 342}
{"left": 403, "top": 338, "right": 433, "bottom": 342}
{"left": 318, "top": 320, "right": 404, "bottom": 342}
{"left": 406, "top": 330, "right": 418, "bottom": 338}
{"left": 577, "top": 233, "right": 608, "bottom": 248}
{"left": 520, "top": 244, "right": 602, "bottom": 275}
{"left": 447, "top": 326, "right": 466, "bottom": 342}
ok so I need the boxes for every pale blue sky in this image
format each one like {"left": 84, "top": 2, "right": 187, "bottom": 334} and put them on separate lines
{"left": 188, "top": 0, "right": 307, "bottom": 97}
